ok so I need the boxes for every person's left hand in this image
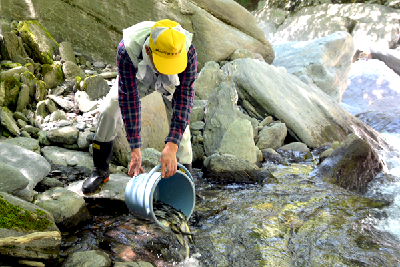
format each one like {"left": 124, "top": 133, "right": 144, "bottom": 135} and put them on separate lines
{"left": 160, "top": 142, "right": 178, "bottom": 178}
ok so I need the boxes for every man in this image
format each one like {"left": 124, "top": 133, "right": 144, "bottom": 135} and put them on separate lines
{"left": 82, "top": 19, "right": 197, "bottom": 194}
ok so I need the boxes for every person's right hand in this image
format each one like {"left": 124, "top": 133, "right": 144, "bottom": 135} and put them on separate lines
{"left": 128, "top": 148, "right": 144, "bottom": 177}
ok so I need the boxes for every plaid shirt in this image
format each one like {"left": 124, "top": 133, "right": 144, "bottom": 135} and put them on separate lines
{"left": 117, "top": 39, "right": 197, "bottom": 149}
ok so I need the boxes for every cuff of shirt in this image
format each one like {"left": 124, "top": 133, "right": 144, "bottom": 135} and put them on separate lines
{"left": 165, "top": 135, "right": 182, "bottom": 147}
{"left": 127, "top": 137, "right": 141, "bottom": 150}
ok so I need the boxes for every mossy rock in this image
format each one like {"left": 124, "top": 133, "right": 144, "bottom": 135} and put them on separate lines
{"left": 0, "top": 76, "right": 21, "bottom": 111}
{"left": 0, "top": 106, "right": 21, "bottom": 136}
{"left": 0, "top": 195, "right": 53, "bottom": 231}
{"left": 41, "top": 64, "right": 64, "bottom": 89}
{"left": 1, "top": 63, "right": 22, "bottom": 69}
{"left": 17, "top": 20, "right": 58, "bottom": 65}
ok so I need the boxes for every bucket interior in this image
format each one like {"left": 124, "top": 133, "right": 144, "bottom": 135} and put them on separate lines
{"left": 152, "top": 171, "right": 195, "bottom": 220}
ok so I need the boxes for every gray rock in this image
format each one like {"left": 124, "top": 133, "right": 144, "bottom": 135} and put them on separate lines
{"left": 310, "top": 133, "right": 383, "bottom": 193}
{"left": 13, "top": 111, "right": 28, "bottom": 122}
{"left": 36, "top": 177, "right": 64, "bottom": 191}
{"left": 17, "top": 118, "right": 27, "bottom": 128}
{"left": 1, "top": 137, "right": 40, "bottom": 153}
{"left": 36, "top": 100, "right": 48, "bottom": 120}
{"left": 193, "top": 61, "right": 224, "bottom": 100}
{"left": 47, "top": 95, "right": 75, "bottom": 111}
{"left": 61, "top": 250, "right": 111, "bottom": 267}
{"left": 203, "top": 154, "right": 269, "bottom": 183}
{"left": 20, "top": 70, "right": 38, "bottom": 97}
{"left": 12, "top": 55, "right": 27, "bottom": 65}
{"left": 261, "top": 149, "right": 284, "bottom": 165}
{"left": 0, "top": 162, "right": 29, "bottom": 194}
{"left": 77, "top": 130, "right": 93, "bottom": 150}
{"left": 280, "top": 142, "right": 310, "bottom": 153}
{"left": 16, "top": 83, "right": 30, "bottom": 112}
{"left": 62, "top": 61, "right": 85, "bottom": 81}
{"left": 192, "top": 143, "right": 205, "bottom": 164}
{"left": 0, "top": 66, "right": 29, "bottom": 80}
{"left": 256, "top": 122, "right": 287, "bottom": 150}
{"left": 273, "top": 31, "right": 355, "bottom": 102}
{"left": 41, "top": 146, "right": 93, "bottom": 170}
{"left": 83, "top": 75, "right": 110, "bottom": 100}
{"left": 203, "top": 82, "right": 238, "bottom": 156}
{"left": 35, "top": 80, "right": 47, "bottom": 102}
{"left": 218, "top": 118, "right": 258, "bottom": 164}
{"left": 44, "top": 98, "right": 58, "bottom": 113}
{"left": 42, "top": 64, "right": 63, "bottom": 89}
{"left": 47, "top": 126, "right": 79, "bottom": 145}
{"left": 93, "top": 61, "right": 106, "bottom": 68}
{"left": 189, "top": 100, "right": 206, "bottom": 123}
{"left": 190, "top": 121, "right": 205, "bottom": 131}
{"left": 49, "top": 110, "right": 67, "bottom": 122}
{"left": 59, "top": 41, "right": 76, "bottom": 63}
{"left": 0, "top": 143, "right": 51, "bottom": 201}
{"left": 34, "top": 187, "right": 91, "bottom": 229}
{"left": 221, "top": 58, "right": 391, "bottom": 151}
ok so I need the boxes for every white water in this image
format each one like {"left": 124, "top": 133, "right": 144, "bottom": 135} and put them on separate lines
{"left": 342, "top": 59, "right": 400, "bottom": 241}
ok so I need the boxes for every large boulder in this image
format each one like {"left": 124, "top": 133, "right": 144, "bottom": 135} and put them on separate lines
{"left": 34, "top": 188, "right": 91, "bottom": 230}
{"left": 0, "top": 192, "right": 61, "bottom": 261}
{"left": 1, "top": 0, "right": 274, "bottom": 67}
{"left": 0, "top": 143, "right": 51, "bottom": 202}
{"left": 272, "top": 31, "right": 355, "bottom": 102}
{"left": 17, "top": 20, "right": 58, "bottom": 65}
{"left": 310, "top": 134, "right": 383, "bottom": 193}
{"left": 221, "top": 58, "right": 391, "bottom": 151}
{"left": 2, "top": 31, "right": 29, "bottom": 60}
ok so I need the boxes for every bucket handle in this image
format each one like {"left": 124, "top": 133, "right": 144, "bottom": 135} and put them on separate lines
{"left": 148, "top": 162, "right": 192, "bottom": 182}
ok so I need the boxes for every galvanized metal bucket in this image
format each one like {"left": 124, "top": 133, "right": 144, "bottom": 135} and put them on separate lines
{"left": 124, "top": 163, "right": 195, "bottom": 227}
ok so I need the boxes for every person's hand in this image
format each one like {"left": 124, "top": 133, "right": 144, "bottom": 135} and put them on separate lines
{"left": 128, "top": 148, "right": 144, "bottom": 177}
{"left": 160, "top": 142, "right": 178, "bottom": 178}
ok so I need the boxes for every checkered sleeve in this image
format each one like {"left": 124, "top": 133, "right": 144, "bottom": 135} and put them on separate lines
{"left": 165, "top": 44, "right": 197, "bottom": 146}
{"left": 117, "top": 39, "right": 141, "bottom": 149}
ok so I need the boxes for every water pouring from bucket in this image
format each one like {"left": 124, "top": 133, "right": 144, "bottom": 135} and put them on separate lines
{"left": 124, "top": 163, "right": 195, "bottom": 229}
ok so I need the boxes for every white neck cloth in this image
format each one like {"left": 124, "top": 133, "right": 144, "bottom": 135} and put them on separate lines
{"left": 136, "top": 37, "right": 180, "bottom": 94}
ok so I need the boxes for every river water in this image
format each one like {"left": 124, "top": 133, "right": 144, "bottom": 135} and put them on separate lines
{"left": 341, "top": 59, "right": 400, "bottom": 243}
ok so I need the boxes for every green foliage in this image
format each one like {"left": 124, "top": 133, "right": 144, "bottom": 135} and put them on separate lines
{"left": 0, "top": 196, "right": 52, "bottom": 231}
